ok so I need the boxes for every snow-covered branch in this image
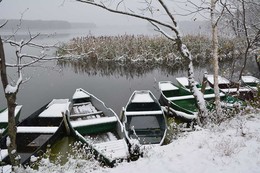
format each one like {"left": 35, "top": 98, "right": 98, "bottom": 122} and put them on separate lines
{"left": 5, "top": 71, "right": 22, "bottom": 94}
{"left": 149, "top": 21, "right": 175, "bottom": 41}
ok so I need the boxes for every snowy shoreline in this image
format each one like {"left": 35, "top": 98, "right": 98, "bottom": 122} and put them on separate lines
{"left": 16, "top": 112, "right": 260, "bottom": 173}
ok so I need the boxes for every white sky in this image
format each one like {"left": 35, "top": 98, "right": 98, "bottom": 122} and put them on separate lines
{"left": 0, "top": 0, "right": 208, "bottom": 26}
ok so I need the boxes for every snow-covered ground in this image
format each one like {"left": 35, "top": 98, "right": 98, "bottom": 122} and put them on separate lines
{"left": 9, "top": 112, "right": 260, "bottom": 173}
{"left": 98, "top": 113, "right": 260, "bottom": 173}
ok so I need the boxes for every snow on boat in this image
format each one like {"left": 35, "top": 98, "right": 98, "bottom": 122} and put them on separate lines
{"left": 176, "top": 76, "right": 212, "bottom": 94}
{"left": 206, "top": 74, "right": 253, "bottom": 100}
{"left": 176, "top": 76, "right": 245, "bottom": 108}
{"left": 0, "top": 99, "right": 70, "bottom": 166}
{"left": 66, "top": 88, "right": 129, "bottom": 167}
{"left": 176, "top": 77, "right": 199, "bottom": 89}
{"left": 158, "top": 81, "right": 198, "bottom": 120}
{"left": 122, "top": 90, "right": 167, "bottom": 147}
{"left": 0, "top": 105, "right": 23, "bottom": 135}
{"left": 241, "top": 75, "right": 260, "bottom": 92}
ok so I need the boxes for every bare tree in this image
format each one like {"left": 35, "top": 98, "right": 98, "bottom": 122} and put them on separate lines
{"left": 75, "top": 0, "right": 208, "bottom": 124}
{"left": 0, "top": 22, "right": 59, "bottom": 166}
{"left": 220, "top": 0, "right": 260, "bottom": 78}
{"left": 210, "top": 0, "right": 223, "bottom": 115}
{"left": 185, "top": 0, "right": 227, "bottom": 116}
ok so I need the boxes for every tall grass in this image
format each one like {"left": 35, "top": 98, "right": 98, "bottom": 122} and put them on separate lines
{"left": 57, "top": 35, "right": 214, "bottom": 62}
{"left": 57, "top": 34, "right": 258, "bottom": 78}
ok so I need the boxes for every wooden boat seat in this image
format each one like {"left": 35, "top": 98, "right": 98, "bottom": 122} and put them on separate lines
{"left": 72, "top": 102, "right": 91, "bottom": 106}
{"left": 168, "top": 93, "right": 225, "bottom": 101}
{"left": 27, "top": 134, "right": 52, "bottom": 147}
{"left": 125, "top": 110, "right": 163, "bottom": 116}
{"left": 70, "top": 111, "right": 103, "bottom": 119}
{"left": 17, "top": 126, "right": 58, "bottom": 134}
{"left": 71, "top": 116, "right": 117, "bottom": 128}
{"left": 168, "top": 95, "right": 194, "bottom": 101}
{"left": 221, "top": 87, "right": 251, "bottom": 93}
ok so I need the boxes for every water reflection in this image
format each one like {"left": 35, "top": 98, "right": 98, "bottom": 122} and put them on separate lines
{"left": 57, "top": 57, "right": 208, "bottom": 79}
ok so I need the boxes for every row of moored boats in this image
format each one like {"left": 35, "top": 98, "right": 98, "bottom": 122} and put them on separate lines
{"left": 0, "top": 74, "right": 259, "bottom": 167}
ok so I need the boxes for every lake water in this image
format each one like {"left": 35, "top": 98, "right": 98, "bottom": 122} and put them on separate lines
{"left": 0, "top": 26, "right": 257, "bottom": 120}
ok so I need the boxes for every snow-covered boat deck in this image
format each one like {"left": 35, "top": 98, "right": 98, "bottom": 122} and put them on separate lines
{"left": 93, "top": 139, "right": 129, "bottom": 162}
{"left": 0, "top": 105, "right": 22, "bottom": 123}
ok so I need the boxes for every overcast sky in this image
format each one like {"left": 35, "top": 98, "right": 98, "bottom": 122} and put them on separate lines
{"left": 0, "top": 0, "right": 207, "bottom": 26}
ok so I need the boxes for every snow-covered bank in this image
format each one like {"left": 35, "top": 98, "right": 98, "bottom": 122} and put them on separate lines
{"left": 95, "top": 113, "right": 260, "bottom": 173}
{"left": 17, "top": 113, "right": 260, "bottom": 173}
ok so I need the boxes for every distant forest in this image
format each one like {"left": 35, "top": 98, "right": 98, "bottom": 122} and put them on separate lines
{"left": 0, "top": 19, "right": 96, "bottom": 30}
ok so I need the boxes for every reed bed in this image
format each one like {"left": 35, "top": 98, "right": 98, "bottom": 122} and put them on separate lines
{"left": 57, "top": 34, "right": 254, "bottom": 77}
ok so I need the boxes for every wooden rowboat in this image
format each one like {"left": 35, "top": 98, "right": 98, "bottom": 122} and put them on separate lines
{"left": 206, "top": 74, "right": 253, "bottom": 100}
{"left": 241, "top": 75, "right": 260, "bottom": 92}
{"left": 66, "top": 88, "right": 129, "bottom": 167}
{"left": 122, "top": 90, "right": 167, "bottom": 146}
{"left": 176, "top": 76, "right": 245, "bottom": 108}
{"left": 0, "top": 99, "right": 70, "bottom": 166}
{"left": 158, "top": 81, "right": 198, "bottom": 120}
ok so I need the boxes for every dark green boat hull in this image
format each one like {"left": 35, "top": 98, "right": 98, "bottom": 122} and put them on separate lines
{"left": 75, "top": 121, "right": 117, "bottom": 135}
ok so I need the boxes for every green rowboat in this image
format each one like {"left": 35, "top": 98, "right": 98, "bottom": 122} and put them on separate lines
{"left": 122, "top": 90, "right": 167, "bottom": 146}
{"left": 206, "top": 74, "right": 253, "bottom": 100}
{"left": 159, "top": 81, "right": 198, "bottom": 120}
{"left": 67, "top": 88, "right": 129, "bottom": 167}
{"left": 176, "top": 77, "right": 245, "bottom": 108}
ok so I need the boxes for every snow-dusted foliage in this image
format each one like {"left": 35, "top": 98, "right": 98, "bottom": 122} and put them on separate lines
{"left": 13, "top": 141, "right": 102, "bottom": 173}
{"left": 58, "top": 35, "right": 178, "bottom": 61}
{"left": 59, "top": 34, "right": 258, "bottom": 79}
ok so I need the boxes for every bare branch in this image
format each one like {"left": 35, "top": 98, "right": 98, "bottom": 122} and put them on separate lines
{"left": 215, "top": 2, "right": 226, "bottom": 26}
{"left": 76, "top": 0, "right": 179, "bottom": 35}
{"left": 157, "top": 0, "right": 177, "bottom": 27}
{"left": 0, "top": 20, "right": 8, "bottom": 28}
{"left": 177, "top": 0, "right": 210, "bottom": 18}
{"left": 4, "top": 8, "right": 29, "bottom": 41}
{"left": 116, "top": 0, "right": 124, "bottom": 10}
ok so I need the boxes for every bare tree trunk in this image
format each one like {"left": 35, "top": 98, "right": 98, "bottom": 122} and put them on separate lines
{"left": 0, "top": 36, "right": 20, "bottom": 166}
{"left": 211, "top": 0, "right": 221, "bottom": 115}
{"left": 201, "top": 72, "right": 208, "bottom": 95}
{"left": 188, "top": 61, "right": 207, "bottom": 125}
{"left": 238, "top": 47, "right": 250, "bottom": 80}
{"left": 256, "top": 54, "right": 260, "bottom": 73}
{"left": 238, "top": 1, "right": 250, "bottom": 80}
{"left": 6, "top": 95, "right": 20, "bottom": 166}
